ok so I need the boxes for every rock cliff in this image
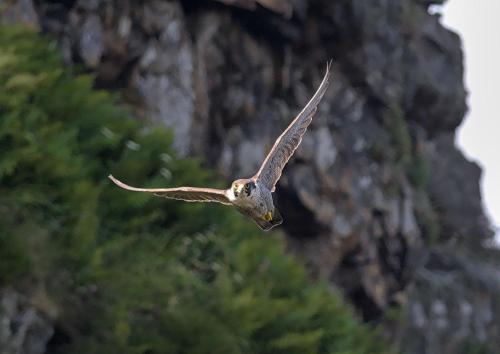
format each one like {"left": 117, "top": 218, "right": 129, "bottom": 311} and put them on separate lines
{"left": 2, "top": 0, "right": 499, "bottom": 353}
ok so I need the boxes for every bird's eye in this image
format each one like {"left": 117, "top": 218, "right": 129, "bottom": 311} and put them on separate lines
{"left": 244, "top": 182, "right": 255, "bottom": 196}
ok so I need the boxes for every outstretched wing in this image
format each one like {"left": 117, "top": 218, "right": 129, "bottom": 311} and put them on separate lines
{"left": 254, "top": 62, "right": 332, "bottom": 192}
{"left": 108, "top": 175, "right": 232, "bottom": 205}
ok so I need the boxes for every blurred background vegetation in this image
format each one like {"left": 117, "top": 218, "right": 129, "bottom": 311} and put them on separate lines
{"left": 0, "top": 25, "right": 391, "bottom": 354}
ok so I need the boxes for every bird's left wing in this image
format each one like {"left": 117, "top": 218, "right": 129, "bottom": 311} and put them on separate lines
{"left": 108, "top": 175, "right": 232, "bottom": 205}
{"left": 254, "top": 61, "right": 332, "bottom": 192}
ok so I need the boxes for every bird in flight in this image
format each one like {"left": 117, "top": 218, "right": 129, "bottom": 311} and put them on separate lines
{"left": 109, "top": 62, "right": 331, "bottom": 231}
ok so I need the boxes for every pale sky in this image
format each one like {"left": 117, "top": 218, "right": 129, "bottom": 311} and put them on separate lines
{"left": 441, "top": 0, "right": 500, "bottom": 239}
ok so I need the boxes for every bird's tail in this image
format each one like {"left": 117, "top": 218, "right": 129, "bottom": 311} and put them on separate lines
{"left": 270, "top": 207, "right": 283, "bottom": 228}
{"left": 258, "top": 207, "right": 283, "bottom": 231}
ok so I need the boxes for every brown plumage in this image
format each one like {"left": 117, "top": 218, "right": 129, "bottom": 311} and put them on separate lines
{"left": 109, "top": 62, "right": 332, "bottom": 230}
{"left": 254, "top": 60, "right": 332, "bottom": 192}
{"left": 108, "top": 175, "right": 231, "bottom": 205}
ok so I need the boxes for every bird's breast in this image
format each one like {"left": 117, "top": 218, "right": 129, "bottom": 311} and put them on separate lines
{"left": 233, "top": 194, "right": 259, "bottom": 209}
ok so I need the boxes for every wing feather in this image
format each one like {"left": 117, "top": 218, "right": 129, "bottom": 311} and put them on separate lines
{"left": 254, "top": 61, "right": 332, "bottom": 191}
{"left": 108, "top": 175, "right": 232, "bottom": 205}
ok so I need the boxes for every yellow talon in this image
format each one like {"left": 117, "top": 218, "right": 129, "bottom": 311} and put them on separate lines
{"left": 264, "top": 211, "right": 273, "bottom": 222}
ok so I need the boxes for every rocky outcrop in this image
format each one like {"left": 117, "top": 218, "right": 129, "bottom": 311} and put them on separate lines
{"left": 3, "top": 0, "right": 498, "bottom": 353}
{"left": 0, "top": 289, "right": 53, "bottom": 354}
{"left": 390, "top": 247, "right": 500, "bottom": 354}
{"left": 423, "top": 134, "right": 492, "bottom": 245}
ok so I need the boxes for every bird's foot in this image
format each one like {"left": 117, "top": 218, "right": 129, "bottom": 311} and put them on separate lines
{"left": 263, "top": 211, "right": 273, "bottom": 222}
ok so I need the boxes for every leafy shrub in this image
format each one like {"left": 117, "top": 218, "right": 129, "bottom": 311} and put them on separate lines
{"left": 0, "top": 25, "right": 392, "bottom": 354}
{"left": 382, "top": 105, "right": 411, "bottom": 167}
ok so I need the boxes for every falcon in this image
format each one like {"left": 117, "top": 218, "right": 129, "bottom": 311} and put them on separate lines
{"left": 109, "top": 62, "right": 331, "bottom": 231}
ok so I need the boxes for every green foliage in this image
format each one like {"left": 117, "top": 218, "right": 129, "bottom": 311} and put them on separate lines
{"left": 0, "top": 26, "right": 392, "bottom": 354}
{"left": 382, "top": 105, "right": 411, "bottom": 167}
{"left": 413, "top": 192, "right": 440, "bottom": 247}
{"left": 457, "top": 340, "right": 492, "bottom": 354}
{"left": 407, "top": 152, "right": 429, "bottom": 189}
{"left": 382, "top": 104, "right": 431, "bottom": 193}
{"left": 0, "top": 203, "right": 31, "bottom": 283}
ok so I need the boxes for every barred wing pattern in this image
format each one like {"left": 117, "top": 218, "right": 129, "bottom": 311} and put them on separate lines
{"left": 108, "top": 175, "right": 232, "bottom": 205}
{"left": 254, "top": 62, "right": 332, "bottom": 191}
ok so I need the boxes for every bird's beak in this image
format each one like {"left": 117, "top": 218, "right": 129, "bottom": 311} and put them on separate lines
{"left": 263, "top": 211, "right": 273, "bottom": 222}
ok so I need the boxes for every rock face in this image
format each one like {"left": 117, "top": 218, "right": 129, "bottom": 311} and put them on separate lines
{"left": 4, "top": 0, "right": 499, "bottom": 353}
{"left": 0, "top": 289, "right": 54, "bottom": 354}
{"left": 390, "top": 247, "right": 500, "bottom": 354}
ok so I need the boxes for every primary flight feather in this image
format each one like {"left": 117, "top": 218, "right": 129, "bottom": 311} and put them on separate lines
{"left": 109, "top": 62, "right": 332, "bottom": 231}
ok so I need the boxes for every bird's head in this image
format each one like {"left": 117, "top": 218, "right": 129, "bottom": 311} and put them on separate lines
{"left": 231, "top": 179, "right": 256, "bottom": 199}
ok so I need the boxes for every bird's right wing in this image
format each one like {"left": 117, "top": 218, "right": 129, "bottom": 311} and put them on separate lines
{"left": 108, "top": 175, "right": 232, "bottom": 205}
{"left": 254, "top": 61, "right": 332, "bottom": 192}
